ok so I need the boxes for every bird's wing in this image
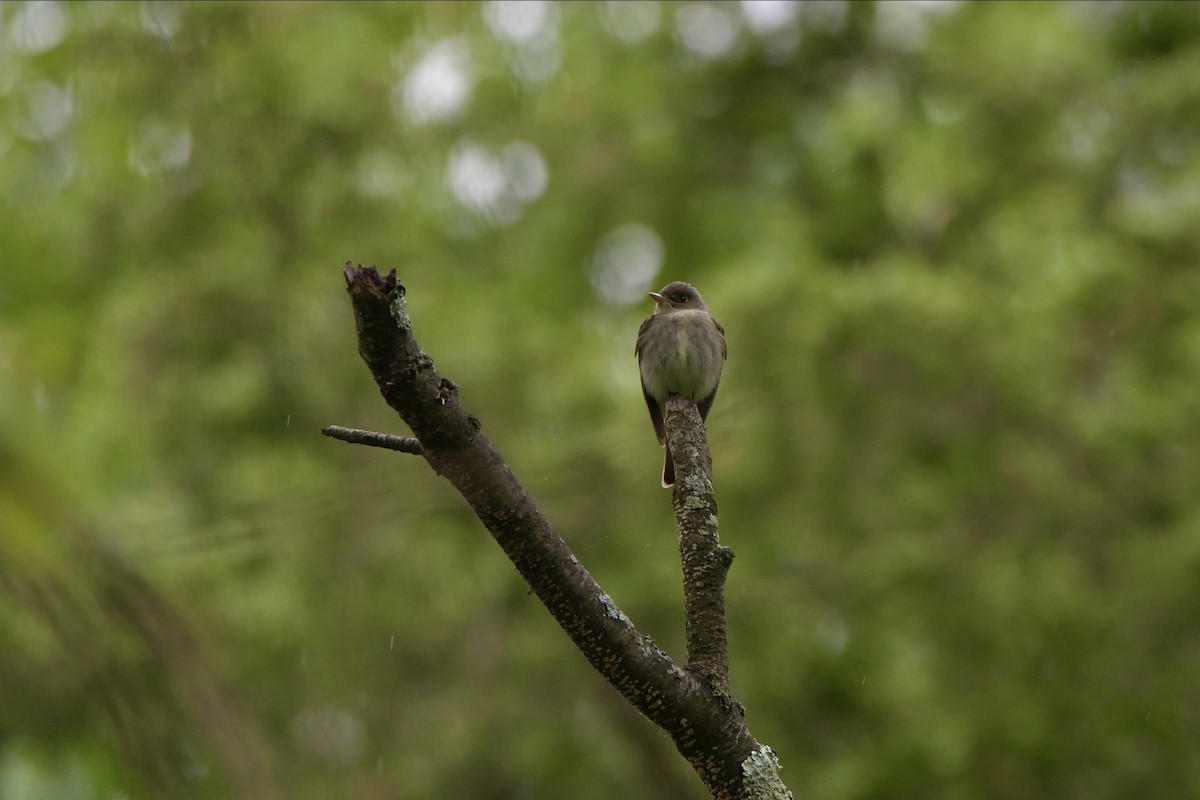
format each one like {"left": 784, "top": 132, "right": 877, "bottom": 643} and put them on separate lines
{"left": 696, "top": 314, "right": 725, "bottom": 422}
{"left": 643, "top": 388, "right": 666, "bottom": 446}
{"left": 697, "top": 386, "right": 719, "bottom": 422}
{"left": 635, "top": 314, "right": 655, "bottom": 358}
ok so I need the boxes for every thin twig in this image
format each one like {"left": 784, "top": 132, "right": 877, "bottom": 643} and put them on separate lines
{"left": 321, "top": 425, "right": 424, "bottom": 455}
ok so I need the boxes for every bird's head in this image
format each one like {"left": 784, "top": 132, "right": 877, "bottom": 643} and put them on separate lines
{"left": 649, "top": 282, "right": 707, "bottom": 313}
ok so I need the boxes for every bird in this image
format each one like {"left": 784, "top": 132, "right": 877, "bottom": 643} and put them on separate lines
{"left": 635, "top": 281, "right": 726, "bottom": 487}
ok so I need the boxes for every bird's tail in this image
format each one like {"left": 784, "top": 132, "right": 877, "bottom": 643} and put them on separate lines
{"left": 662, "top": 443, "right": 674, "bottom": 488}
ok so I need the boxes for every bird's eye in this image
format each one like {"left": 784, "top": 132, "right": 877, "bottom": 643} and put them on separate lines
{"left": 675, "top": 294, "right": 688, "bottom": 303}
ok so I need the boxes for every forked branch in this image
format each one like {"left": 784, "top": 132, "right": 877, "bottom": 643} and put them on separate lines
{"left": 327, "top": 263, "right": 790, "bottom": 799}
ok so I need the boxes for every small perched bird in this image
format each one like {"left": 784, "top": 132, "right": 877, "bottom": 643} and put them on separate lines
{"left": 635, "top": 281, "right": 726, "bottom": 487}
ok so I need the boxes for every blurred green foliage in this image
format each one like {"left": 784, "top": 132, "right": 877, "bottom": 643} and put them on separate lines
{"left": 3, "top": 1, "right": 1200, "bottom": 798}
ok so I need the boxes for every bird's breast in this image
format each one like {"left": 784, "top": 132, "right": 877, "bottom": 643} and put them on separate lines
{"left": 639, "top": 311, "right": 723, "bottom": 402}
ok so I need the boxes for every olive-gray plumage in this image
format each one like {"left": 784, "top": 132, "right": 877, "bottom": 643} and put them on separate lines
{"left": 635, "top": 281, "right": 726, "bottom": 487}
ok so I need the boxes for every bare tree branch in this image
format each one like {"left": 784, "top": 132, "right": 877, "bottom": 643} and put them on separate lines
{"left": 665, "top": 395, "right": 736, "bottom": 681}
{"left": 328, "top": 263, "right": 791, "bottom": 799}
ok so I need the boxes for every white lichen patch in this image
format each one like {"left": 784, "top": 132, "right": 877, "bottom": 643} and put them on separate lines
{"left": 741, "top": 745, "right": 793, "bottom": 799}
{"left": 389, "top": 290, "right": 410, "bottom": 329}
{"left": 597, "top": 591, "right": 632, "bottom": 625}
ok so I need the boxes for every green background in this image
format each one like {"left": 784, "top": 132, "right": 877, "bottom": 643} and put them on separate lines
{"left": 3, "top": 1, "right": 1199, "bottom": 798}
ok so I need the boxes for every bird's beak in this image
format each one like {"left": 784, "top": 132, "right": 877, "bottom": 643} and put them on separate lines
{"left": 649, "top": 292, "right": 667, "bottom": 305}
